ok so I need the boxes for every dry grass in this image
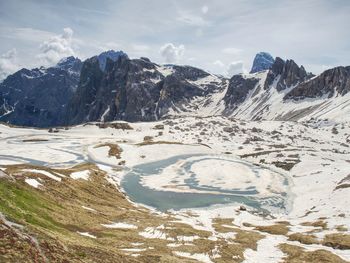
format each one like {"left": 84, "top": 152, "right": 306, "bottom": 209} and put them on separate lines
{"left": 95, "top": 143, "right": 123, "bottom": 159}
{"left": 335, "top": 225, "right": 347, "bottom": 232}
{"left": 210, "top": 218, "right": 264, "bottom": 262}
{"left": 279, "top": 243, "right": 347, "bottom": 263}
{"left": 215, "top": 228, "right": 264, "bottom": 263}
{"left": 288, "top": 233, "right": 319, "bottom": 245}
{"left": 0, "top": 163, "right": 272, "bottom": 262}
{"left": 301, "top": 220, "right": 327, "bottom": 230}
{"left": 323, "top": 233, "right": 350, "bottom": 250}
{"left": 254, "top": 223, "right": 289, "bottom": 235}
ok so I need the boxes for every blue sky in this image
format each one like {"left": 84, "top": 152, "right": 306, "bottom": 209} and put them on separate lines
{"left": 0, "top": 0, "right": 349, "bottom": 78}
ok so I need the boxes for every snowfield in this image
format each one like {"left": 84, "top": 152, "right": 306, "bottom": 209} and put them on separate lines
{"left": 0, "top": 116, "right": 349, "bottom": 262}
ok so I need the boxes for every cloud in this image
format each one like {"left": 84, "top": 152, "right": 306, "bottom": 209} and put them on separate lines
{"left": 201, "top": 5, "right": 209, "bottom": 14}
{"left": 0, "top": 49, "right": 20, "bottom": 81}
{"left": 160, "top": 43, "right": 185, "bottom": 63}
{"left": 213, "top": 60, "right": 225, "bottom": 67}
{"left": 37, "top": 27, "right": 76, "bottom": 66}
{"left": 227, "top": 61, "right": 244, "bottom": 76}
{"left": 222, "top": 47, "right": 243, "bottom": 55}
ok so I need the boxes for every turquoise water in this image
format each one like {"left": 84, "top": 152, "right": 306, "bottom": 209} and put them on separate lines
{"left": 121, "top": 154, "right": 290, "bottom": 212}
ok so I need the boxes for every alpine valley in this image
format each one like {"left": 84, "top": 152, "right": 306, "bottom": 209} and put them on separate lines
{"left": 0, "top": 50, "right": 349, "bottom": 263}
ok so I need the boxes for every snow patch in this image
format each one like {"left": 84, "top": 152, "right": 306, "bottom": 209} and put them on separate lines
{"left": 25, "top": 178, "right": 43, "bottom": 188}
{"left": 70, "top": 170, "right": 90, "bottom": 180}
{"left": 101, "top": 222, "right": 137, "bottom": 229}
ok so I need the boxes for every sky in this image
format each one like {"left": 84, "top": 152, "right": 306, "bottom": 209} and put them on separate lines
{"left": 0, "top": 0, "right": 349, "bottom": 79}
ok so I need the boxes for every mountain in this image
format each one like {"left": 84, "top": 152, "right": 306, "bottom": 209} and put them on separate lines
{"left": 250, "top": 52, "right": 274, "bottom": 73}
{"left": 1, "top": 50, "right": 350, "bottom": 127}
{"left": 0, "top": 51, "right": 126, "bottom": 127}
{"left": 0, "top": 57, "right": 82, "bottom": 127}
{"left": 221, "top": 58, "right": 350, "bottom": 121}
{"left": 97, "top": 50, "right": 128, "bottom": 71}
{"left": 65, "top": 56, "right": 226, "bottom": 124}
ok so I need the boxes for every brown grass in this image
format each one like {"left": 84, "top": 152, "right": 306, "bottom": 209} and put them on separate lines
{"left": 279, "top": 243, "right": 347, "bottom": 263}
{"left": 335, "top": 225, "right": 347, "bottom": 232}
{"left": 288, "top": 233, "right": 319, "bottom": 245}
{"left": 95, "top": 143, "right": 123, "bottom": 159}
{"left": 254, "top": 223, "right": 289, "bottom": 235}
{"left": 323, "top": 233, "right": 350, "bottom": 250}
{"left": 301, "top": 220, "right": 327, "bottom": 230}
{"left": 0, "top": 163, "right": 273, "bottom": 262}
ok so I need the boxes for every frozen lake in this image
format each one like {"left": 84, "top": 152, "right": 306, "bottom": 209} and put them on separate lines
{"left": 121, "top": 154, "right": 292, "bottom": 213}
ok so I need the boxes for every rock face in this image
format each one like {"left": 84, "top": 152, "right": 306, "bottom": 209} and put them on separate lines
{"left": 97, "top": 50, "right": 127, "bottom": 71}
{"left": 0, "top": 57, "right": 82, "bottom": 127}
{"left": 267, "top": 57, "right": 310, "bottom": 91}
{"left": 284, "top": 66, "right": 350, "bottom": 100}
{"left": 223, "top": 75, "right": 259, "bottom": 113}
{"left": 65, "top": 56, "right": 207, "bottom": 124}
{"left": 250, "top": 52, "right": 274, "bottom": 74}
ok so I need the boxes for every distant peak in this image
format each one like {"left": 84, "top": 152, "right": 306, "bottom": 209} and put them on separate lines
{"left": 250, "top": 52, "right": 274, "bottom": 74}
{"left": 56, "top": 56, "right": 81, "bottom": 72}
{"left": 97, "top": 50, "right": 128, "bottom": 71}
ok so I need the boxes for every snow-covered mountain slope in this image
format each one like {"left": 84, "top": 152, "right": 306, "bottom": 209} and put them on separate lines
{"left": 165, "top": 57, "right": 350, "bottom": 123}
{"left": 1, "top": 51, "right": 350, "bottom": 127}
{"left": 225, "top": 70, "right": 350, "bottom": 122}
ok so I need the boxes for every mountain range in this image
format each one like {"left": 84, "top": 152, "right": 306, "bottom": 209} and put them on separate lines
{"left": 0, "top": 50, "right": 349, "bottom": 127}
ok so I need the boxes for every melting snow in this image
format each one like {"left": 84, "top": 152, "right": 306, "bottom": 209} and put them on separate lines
{"left": 23, "top": 169, "right": 62, "bottom": 181}
{"left": 174, "top": 251, "right": 213, "bottom": 263}
{"left": 101, "top": 222, "right": 137, "bottom": 229}
{"left": 25, "top": 178, "right": 42, "bottom": 188}
{"left": 77, "top": 231, "right": 96, "bottom": 239}
{"left": 70, "top": 170, "right": 90, "bottom": 180}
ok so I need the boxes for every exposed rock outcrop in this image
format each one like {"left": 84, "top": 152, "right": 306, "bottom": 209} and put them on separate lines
{"left": 250, "top": 52, "right": 274, "bottom": 74}
{"left": 267, "top": 57, "right": 309, "bottom": 91}
{"left": 284, "top": 66, "right": 350, "bottom": 100}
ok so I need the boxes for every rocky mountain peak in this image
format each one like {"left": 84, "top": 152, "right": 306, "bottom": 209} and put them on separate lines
{"left": 56, "top": 56, "right": 81, "bottom": 70}
{"left": 284, "top": 65, "right": 350, "bottom": 100}
{"left": 250, "top": 52, "right": 274, "bottom": 73}
{"left": 97, "top": 50, "right": 128, "bottom": 71}
{"left": 269, "top": 57, "right": 308, "bottom": 91}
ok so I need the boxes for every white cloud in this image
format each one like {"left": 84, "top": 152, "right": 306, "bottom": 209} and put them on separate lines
{"left": 160, "top": 43, "right": 185, "bottom": 63}
{"left": 201, "top": 5, "right": 209, "bottom": 14}
{"left": 37, "top": 27, "right": 76, "bottom": 66}
{"left": 0, "top": 49, "right": 20, "bottom": 81}
{"left": 222, "top": 47, "right": 243, "bottom": 55}
{"left": 227, "top": 61, "right": 244, "bottom": 76}
{"left": 213, "top": 60, "right": 225, "bottom": 67}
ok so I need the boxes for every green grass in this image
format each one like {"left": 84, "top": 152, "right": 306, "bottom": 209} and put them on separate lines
{"left": 0, "top": 179, "right": 63, "bottom": 232}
